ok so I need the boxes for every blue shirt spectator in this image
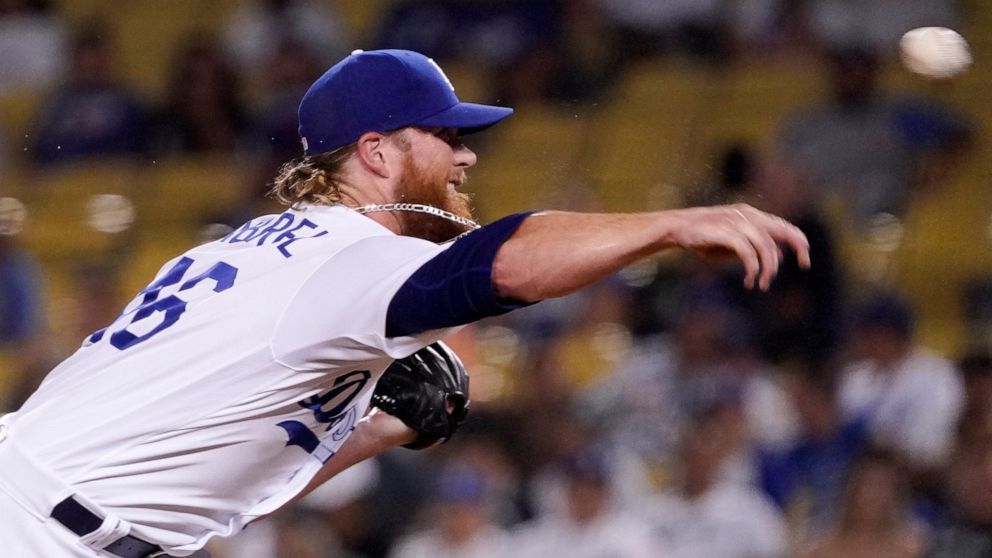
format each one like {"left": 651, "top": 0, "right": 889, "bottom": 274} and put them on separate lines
{"left": 0, "top": 237, "right": 43, "bottom": 344}
{"left": 31, "top": 24, "right": 147, "bottom": 164}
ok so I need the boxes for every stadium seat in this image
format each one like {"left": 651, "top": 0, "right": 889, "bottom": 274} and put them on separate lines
{"left": 18, "top": 162, "right": 140, "bottom": 261}
{"left": 471, "top": 103, "right": 591, "bottom": 219}
{"left": 121, "top": 227, "right": 201, "bottom": 297}
{"left": 0, "top": 88, "right": 44, "bottom": 160}
{"left": 144, "top": 156, "right": 249, "bottom": 227}
{"left": 587, "top": 63, "right": 730, "bottom": 210}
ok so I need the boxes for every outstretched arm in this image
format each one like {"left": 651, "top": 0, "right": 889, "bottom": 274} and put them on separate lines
{"left": 493, "top": 204, "right": 810, "bottom": 301}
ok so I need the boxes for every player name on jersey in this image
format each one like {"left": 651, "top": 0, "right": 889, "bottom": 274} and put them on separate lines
{"left": 219, "top": 213, "right": 329, "bottom": 257}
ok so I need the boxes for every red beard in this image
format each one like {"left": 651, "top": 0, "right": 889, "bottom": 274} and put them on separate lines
{"left": 394, "top": 155, "right": 475, "bottom": 243}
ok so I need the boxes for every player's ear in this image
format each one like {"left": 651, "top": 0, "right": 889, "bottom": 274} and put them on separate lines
{"left": 355, "top": 131, "right": 392, "bottom": 178}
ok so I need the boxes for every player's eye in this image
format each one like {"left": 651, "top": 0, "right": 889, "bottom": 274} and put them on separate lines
{"left": 427, "top": 127, "right": 457, "bottom": 145}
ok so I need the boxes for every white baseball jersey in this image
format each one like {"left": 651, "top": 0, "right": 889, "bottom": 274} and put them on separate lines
{"left": 1, "top": 204, "right": 458, "bottom": 553}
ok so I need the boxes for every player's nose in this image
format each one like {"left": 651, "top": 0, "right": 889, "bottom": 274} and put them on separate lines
{"left": 454, "top": 144, "right": 477, "bottom": 168}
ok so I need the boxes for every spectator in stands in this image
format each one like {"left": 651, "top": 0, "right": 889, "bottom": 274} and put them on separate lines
{"left": 389, "top": 461, "right": 510, "bottom": 558}
{"left": 376, "top": 0, "right": 562, "bottom": 104}
{"left": 805, "top": 0, "right": 960, "bottom": 54}
{"left": 30, "top": 23, "right": 147, "bottom": 164}
{"left": 222, "top": 0, "right": 347, "bottom": 82}
{"left": 644, "top": 410, "right": 788, "bottom": 558}
{"left": 586, "top": 287, "right": 740, "bottom": 492}
{"left": 928, "top": 402, "right": 992, "bottom": 557}
{"left": 151, "top": 36, "right": 248, "bottom": 156}
{"left": 551, "top": 0, "right": 620, "bottom": 102}
{"left": 0, "top": 233, "right": 43, "bottom": 346}
{"left": 728, "top": 150, "right": 844, "bottom": 365}
{"left": 716, "top": 320, "right": 800, "bottom": 485}
{"left": 252, "top": 40, "right": 321, "bottom": 163}
{"left": 801, "top": 452, "right": 924, "bottom": 558}
{"left": 778, "top": 45, "right": 972, "bottom": 227}
{"left": 839, "top": 292, "right": 964, "bottom": 476}
{"left": 209, "top": 459, "right": 380, "bottom": 558}
{"left": 593, "top": 0, "right": 729, "bottom": 62}
{"left": 0, "top": 229, "right": 48, "bottom": 412}
{"left": 514, "top": 444, "right": 659, "bottom": 558}
{"left": 760, "top": 367, "right": 869, "bottom": 541}
{"left": 0, "top": 0, "right": 64, "bottom": 95}
{"left": 958, "top": 351, "right": 992, "bottom": 409}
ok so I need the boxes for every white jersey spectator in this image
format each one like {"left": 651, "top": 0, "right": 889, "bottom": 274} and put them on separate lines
{"left": 514, "top": 507, "right": 660, "bottom": 558}
{"left": 223, "top": 0, "right": 348, "bottom": 78}
{"left": 841, "top": 348, "right": 964, "bottom": 468}
{"left": 644, "top": 410, "right": 787, "bottom": 558}
{"left": 840, "top": 293, "right": 964, "bottom": 468}
{"left": 515, "top": 445, "right": 662, "bottom": 558}
{"left": 0, "top": 1, "right": 64, "bottom": 95}
{"left": 646, "top": 482, "right": 787, "bottom": 558}
{"left": 389, "top": 461, "right": 512, "bottom": 558}
{"left": 390, "top": 525, "right": 510, "bottom": 558}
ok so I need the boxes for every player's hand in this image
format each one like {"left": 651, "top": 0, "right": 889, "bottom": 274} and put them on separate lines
{"left": 665, "top": 204, "right": 810, "bottom": 291}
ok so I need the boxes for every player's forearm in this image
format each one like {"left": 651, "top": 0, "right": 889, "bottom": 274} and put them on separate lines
{"left": 493, "top": 205, "right": 810, "bottom": 300}
{"left": 292, "top": 409, "right": 414, "bottom": 503}
{"left": 492, "top": 210, "right": 684, "bottom": 301}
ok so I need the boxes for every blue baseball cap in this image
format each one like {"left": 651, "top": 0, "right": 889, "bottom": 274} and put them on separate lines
{"left": 298, "top": 49, "right": 514, "bottom": 156}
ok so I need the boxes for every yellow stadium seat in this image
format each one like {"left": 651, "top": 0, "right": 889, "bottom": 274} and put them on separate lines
{"left": 121, "top": 228, "right": 201, "bottom": 297}
{"left": 470, "top": 103, "right": 591, "bottom": 219}
{"left": 588, "top": 63, "right": 717, "bottom": 210}
{"left": 144, "top": 156, "right": 249, "bottom": 227}
{"left": 18, "top": 162, "right": 140, "bottom": 261}
{"left": 336, "top": 0, "right": 402, "bottom": 38}
{"left": 698, "top": 61, "right": 823, "bottom": 153}
{"left": 0, "top": 88, "right": 44, "bottom": 158}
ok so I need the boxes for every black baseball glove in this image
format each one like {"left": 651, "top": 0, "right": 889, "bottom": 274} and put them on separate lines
{"left": 371, "top": 342, "right": 470, "bottom": 450}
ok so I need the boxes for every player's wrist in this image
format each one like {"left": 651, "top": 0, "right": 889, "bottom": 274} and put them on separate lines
{"left": 363, "top": 407, "right": 418, "bottom": 449}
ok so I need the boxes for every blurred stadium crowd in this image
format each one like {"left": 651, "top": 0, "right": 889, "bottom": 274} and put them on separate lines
{"left": 1, "top": 0, "right": 992, "bottom": 557}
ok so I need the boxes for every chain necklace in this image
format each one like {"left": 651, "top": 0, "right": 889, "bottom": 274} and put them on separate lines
{"left": 354, "top": 203, "right": 480, "bottom": 241}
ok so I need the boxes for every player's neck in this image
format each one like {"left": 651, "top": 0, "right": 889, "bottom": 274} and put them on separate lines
{"left": 336, "top": 178, "right": 406, "bottom": 234}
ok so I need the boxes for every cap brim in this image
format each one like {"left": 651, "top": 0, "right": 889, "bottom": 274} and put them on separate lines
{"left": 414, "top": 102, "right": 513, "bottom": 135}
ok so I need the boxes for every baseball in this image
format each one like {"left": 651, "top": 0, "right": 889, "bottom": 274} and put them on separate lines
{"left": 900, "top": 26, "right": 972, "bottom": 79}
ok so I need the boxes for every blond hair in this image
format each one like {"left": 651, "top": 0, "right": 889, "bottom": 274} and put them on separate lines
{"left": 269, "top": 145, "right": 357, "bottom": 208}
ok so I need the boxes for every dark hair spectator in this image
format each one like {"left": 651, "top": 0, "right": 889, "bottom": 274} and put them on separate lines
{"left": 801, "top": 452, "right": 923, "bottom": 557}
{"left": 928, "top": 402, "right": 992, "bottom": 557}
{"left": 777, "top": 44, "right": 973, "bottom": 227}
{"left": 252, "top": 39, "right": 321, "bottom": 163}
{"left": 30, "top": 22, "right": 148, "bottom": 164}
{"left": 151, "top": 35, "right": 247, "bottom": 156}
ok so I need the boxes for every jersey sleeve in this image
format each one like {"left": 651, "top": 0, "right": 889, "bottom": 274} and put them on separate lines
{"left": 270, "top": 235, "right": 452, "bottom": 369}
{"left": 384, "top": 212, "right": 534, "bottom": 337}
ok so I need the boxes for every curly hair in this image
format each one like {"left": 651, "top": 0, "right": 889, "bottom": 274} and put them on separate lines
{"left": 269, "top": 145, "right": 358, "bottom": 208}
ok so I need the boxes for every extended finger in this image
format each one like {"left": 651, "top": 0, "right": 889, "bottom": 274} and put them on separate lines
{"left": 747, "top": 209, "right": 811, "bottom": 270}
{"left": 740, "top": 220, "right": 781, "bottom": 291}
{"left": 771, "top": 220, "right": 811, "bottom": 269}
{"left": 727, "top": 234, "right": 760, "bottom": 289}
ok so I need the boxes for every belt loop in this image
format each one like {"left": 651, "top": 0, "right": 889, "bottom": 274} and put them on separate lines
{"left": 78, "top": 512, "right": 131, "bottom": 551}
